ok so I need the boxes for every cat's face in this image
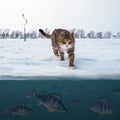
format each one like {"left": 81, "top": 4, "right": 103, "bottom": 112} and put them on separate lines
{"left": 61, "top": 40, "right": 73, "bottom": 50}
{"left": 59, "top": 32, "right": 74, "bottom": 50}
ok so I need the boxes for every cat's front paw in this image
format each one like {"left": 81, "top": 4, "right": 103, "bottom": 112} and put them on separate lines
{"left": 69, "top": 66, "right": 75, "bottom": 70}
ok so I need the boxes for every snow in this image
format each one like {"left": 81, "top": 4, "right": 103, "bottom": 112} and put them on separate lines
{"left": 0, "top": 38, "right": 120, "bottom": 80}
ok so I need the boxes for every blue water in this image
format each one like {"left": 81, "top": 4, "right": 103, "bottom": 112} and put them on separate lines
{"left": 0, "top": 78, "right": 120, "bottom": 120}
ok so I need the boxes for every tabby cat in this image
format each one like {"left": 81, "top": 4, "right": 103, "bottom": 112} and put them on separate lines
{"left": 39, "top": 29, "right": 75, "bottom": 68}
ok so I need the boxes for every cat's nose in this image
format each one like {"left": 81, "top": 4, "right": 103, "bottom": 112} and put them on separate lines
{"left": 66, "top": 44, "right": 68, "bottom": 47}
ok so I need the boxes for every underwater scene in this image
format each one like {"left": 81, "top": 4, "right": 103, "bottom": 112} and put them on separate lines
{"left": 0, "top": 78, "right": 120, "bottom": 120}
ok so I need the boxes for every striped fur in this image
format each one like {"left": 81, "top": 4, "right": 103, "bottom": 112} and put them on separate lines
{"left": 39, "top": 29, "right": 75, "bottom": 68}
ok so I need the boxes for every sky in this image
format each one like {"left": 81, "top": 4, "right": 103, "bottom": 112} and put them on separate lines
{"left": 0, "top": 0, "right": 120, "bottom": 32}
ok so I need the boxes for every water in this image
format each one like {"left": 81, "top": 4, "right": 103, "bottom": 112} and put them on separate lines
{"left": 0, "top": 78, "right": 120, "bottom": 120}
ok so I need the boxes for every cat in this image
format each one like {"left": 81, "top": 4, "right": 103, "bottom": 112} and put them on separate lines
{"left": 39, "top": 29, "right": 75, "bottom": 68}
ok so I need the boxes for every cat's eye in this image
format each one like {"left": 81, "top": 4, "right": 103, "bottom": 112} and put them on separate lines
{"left": 63, "top": 41, "right": 66, "bottom": 44}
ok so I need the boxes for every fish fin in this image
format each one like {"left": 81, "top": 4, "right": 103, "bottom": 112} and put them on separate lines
{"left": 20, "top": 103, "right": 25, "bottom": 107}
{"left": 19, "top": 112, "right": 26, "bottom": 116}
{"left": 49, "top": 93, "right": 62, "bottom": 100}
{"left": 47, "top": 108, "right": 55, "bottom": 112}
{"left": 99, "top": 111, "right": 104, "bottom": 117}
{"left": 27, "top": 87, "right": 36, "bottom": 98}
{"left": 41, "top": 90, "right": 48, "bottom": 95}
{"left": 37, "top": 101, "right": 42, "bottom": 106}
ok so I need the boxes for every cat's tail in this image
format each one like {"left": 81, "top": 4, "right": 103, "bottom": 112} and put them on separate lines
{"left": 39, "top": 29, "right": 51, "bottom": 39}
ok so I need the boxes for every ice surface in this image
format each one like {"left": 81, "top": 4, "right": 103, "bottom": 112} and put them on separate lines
{"left": 0, "top": 39, "right": 120, "bottom": 80}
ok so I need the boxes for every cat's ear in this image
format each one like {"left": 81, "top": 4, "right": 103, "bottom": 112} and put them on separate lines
{"left": 60, "top": 32, "right": 65, "bottom": 38}
{"left": 70, "top": 32, "right": 74, "bottom": 37}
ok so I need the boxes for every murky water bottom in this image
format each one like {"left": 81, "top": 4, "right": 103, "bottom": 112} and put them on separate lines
{"left": 0, "top": 78, "right": 120, "bottom": 120}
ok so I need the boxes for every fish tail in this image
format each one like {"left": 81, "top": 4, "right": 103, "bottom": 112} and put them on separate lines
{"left": 27, "top": 87, "right": 37, "bottom": 98}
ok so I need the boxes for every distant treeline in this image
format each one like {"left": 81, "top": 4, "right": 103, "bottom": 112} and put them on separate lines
{"left": 0, "top": 28, "right": 120, "bottom": 39}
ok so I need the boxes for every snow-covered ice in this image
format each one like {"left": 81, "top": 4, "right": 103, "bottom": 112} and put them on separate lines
{"left": 0, "top": 38, "right": 120, "bottom": 80}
